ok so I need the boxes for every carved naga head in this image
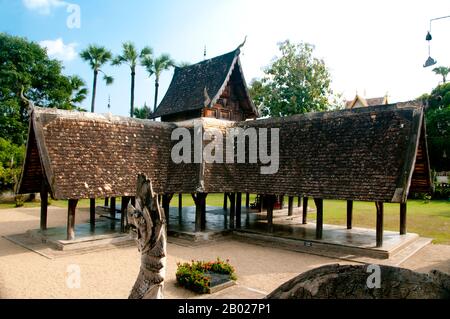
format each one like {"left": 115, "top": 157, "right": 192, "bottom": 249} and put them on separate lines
{"left": 127, "top": 175, "right": 163, "bottom": 253}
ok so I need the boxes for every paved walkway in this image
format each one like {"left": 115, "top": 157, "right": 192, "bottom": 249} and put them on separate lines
{"left": 0, "top": 206, "right": 449, "bottom": 299}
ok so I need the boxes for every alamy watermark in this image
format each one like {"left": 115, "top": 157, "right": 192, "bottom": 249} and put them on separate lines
{"left": 366, "top": 264, "right": 381, "bottom": 289}
{"left": 171, "top": 121, "right": 280, "bottom": 175}
{"left": 66, "top": 264, "right": 81, "bottom": 289}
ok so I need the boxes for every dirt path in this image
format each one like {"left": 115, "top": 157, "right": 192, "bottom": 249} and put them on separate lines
{"left": 0, "top": 206, "right": 448, "bottom": 299}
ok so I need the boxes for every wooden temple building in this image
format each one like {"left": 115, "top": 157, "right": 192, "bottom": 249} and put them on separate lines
{"left": 16, "top": 45, "right": 432, "bottom": 248}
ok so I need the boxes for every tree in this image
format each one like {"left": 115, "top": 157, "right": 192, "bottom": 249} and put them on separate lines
{"left": 80, "top": 45, "right": 114, "bottom": 113}
{"left": 422, "top": 83, "right": 450, "bottom": 171}
{"left": 133, "top": 103, "right": 152, "bottom": 119}
{"left": 0, "top": 138, "right": 25, "bottom": 191}
{"left": 68, "top": 75, "right": 88, "bottom": 111}
{"left": 249, "top": 40, "right": 334, "bottom": 117}
{"left": 432, "top": 66, "right": 449, "bottom": 84}
{"left": 0, "top": 33, "right": 86, "bottom": 145}
{"left": 141, "top": 53, "right": 175, "bottom": 112}
{"left": 112, "top": 42, "right": 152, "bottom": 117}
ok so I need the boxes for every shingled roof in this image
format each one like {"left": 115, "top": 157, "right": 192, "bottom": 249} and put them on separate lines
{"left": 150, "top": 47, "right": 258, "bottom": 119}
{"left": 18, "top": 102, "right": 431, "bottom": 202}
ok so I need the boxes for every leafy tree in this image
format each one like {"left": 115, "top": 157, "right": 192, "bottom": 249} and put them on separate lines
{"left": 68, "top": 75, "right": 88, "bottom": 111}
{"left": 421, "top": 83, "right": 450, "bottom": 171}
{"left": 249, "top": 40, "right": 334, "bottom": 117}
{"left": 432, "top": 66, "right": 449, "bottom": 84}
{"left": 141, "top": 53, "right": 175, "bottom": 112}
{"left": 133, "top": 103, "right": 152, "bottom": 119}
{"left": 0, "top": 138, "right": 25, "bottom": 191}
{"left": 0, "top": 33, "right": 86, "bottom": 145}
{"left": 112, "top": 42, "right": 153, "bottom": 117}
{"left": 80, "top": 45, "right": 114, "bottom": 113}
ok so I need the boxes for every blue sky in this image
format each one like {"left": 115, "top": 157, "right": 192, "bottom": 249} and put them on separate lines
{"left": 1, "top": 0, "right": 450, "bottom": 116}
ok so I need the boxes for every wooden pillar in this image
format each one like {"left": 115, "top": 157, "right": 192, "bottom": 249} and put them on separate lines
{"left": 302, "top": 197, "right": 309, "bottom": 224}
{"left": 298, "top": 196, "right": 301, "bottom": 207}
{"left": 110, "top": 197, "right": 116, "bottom": 218}
{"left": 347, "top": 200, "right": 353, "bottom": 230}
{"left": 162, "top": 194, "right": 173, "bottom": 226}
{"left": 314, "top": 198, "right": 323, "bottom": 240}
{"left": 236, "top": 192, "right": 242, "bottom": 228}
{"left": 192, "top": 193, "right": 207, "bottom": 232}
{"left": 120, "top": 196, "right": 130, "bottom": 233}
{"left": 259, "top": 194, "right": 264, "bottom": 212}
{"left": 400, "top": 202, "right": 407, "bottom": 235}
{"left": 280, "top": 196, "right": 285, "bottom": 209}
{"left": 245, "top": 193, "right": 250, "bottom": 208}
{"left": 229, "top": 193, "right": 236, "bottom": 229}
{"left": 375, "top": 202, "right": 384, "bottom": 247}
{"left": 178, "top": 193, "right": 182, "bottom": 215}
{"left": 223, "top": 193, "right": 228, "bottom": 210}
{"left": 89, "top": 198, "right": 96, "bottom": 230}
{"left": 67, "top": 199, "right": 78, "bottom": 240}
{"left": 104, "top": 197, "right": 109, "bottom": 206}
{"left": 288, "top": 196, "right": 294, "bottom": 216}
{"left": 40, "top": 181, "right": 48, "bottom": 231}
{"left": 130, "top": 196, "right": 136, "bottom": 207}
{"left": 266, "top": 195, "right": 277, "bottom": 232}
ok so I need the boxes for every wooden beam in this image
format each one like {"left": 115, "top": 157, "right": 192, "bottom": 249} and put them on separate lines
{"left": 40, "top": 181, "right": 48, "bottom": 231}
{"left": 104, "top": 197, "right": 109, "bottom": 206}
{"left": 245, "top": 193, "right": 250, "bottom": 208}
{"left": 67, "top": 199, "right": 78, "bottom": 240}
{"left": 229, "top": 193, "right": 236, "bottom": 229}
{"left": 89, "top": 198, "right": 96, "bottom": 230}
{"left": 288, "top": 196, "right": 294, "bottom": 216}
{"left": 376, "top": 202, "right": 384, "bottom": 247}
{"left": 302, "top": 197, "right": 309, "bottom": 224}
{"left": 314, "top": 198, "right": 323, "bottom": 240}
{"left": 120, "top": 196, "right": 130, "bottom": 233}
{"left": 259, "top": 194, "right": 264, "bottom": 212}
{"left": 178, "top": 193, "right": 182, "bottom": 215}
{"left": 192, "top": 193, "right": 207, "bottom": 232}
{"left": 223, "top": 193, "right": 228, "bottom": 210}
{"left": 110, "top": 197, "right": 116, "bottom": 218}
{"left": 347, "top": 200, "right": 353, "bottom": 230}
{"left": 280, "top": 196, "right": 285, "bottom": 209}
{"left": 266, "top": 195, "right": 277, "bottom": 232}
{"left": 298, "top": 196, "right": 301, "bottom": 207}
{"left": 400, "top": 202, "right": 407, "bottom": 235}
{"left": 236, "top": 192, "right": 242, "bottom": 228}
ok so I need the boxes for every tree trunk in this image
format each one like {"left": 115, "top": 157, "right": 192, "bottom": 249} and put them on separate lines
{"left": 91, "top": 70, "right": 98, "bottom": 113}
{"left": 154, "top": 78, "right": 159, "bottom": 113}
{"left": 130, "top": 69, "right": 135, "bottom": 117}
{"left": 128, "top": 174, "right": 166, "bottom": 299}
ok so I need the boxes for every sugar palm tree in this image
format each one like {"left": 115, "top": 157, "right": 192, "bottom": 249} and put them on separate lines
{"left": 433, "top": 66, "right": 450, "bottom": 84}
{"left": 80, "top": 45, "right": 114, "bottom": 113}
{"left": 68, "top": 75, "right": 88, "bottom": 111}
{"left": 141, "top": 53, "right": 175, "bottom": 112}
{"left": 112, "top": 42, "right": 153, "bottom": 117}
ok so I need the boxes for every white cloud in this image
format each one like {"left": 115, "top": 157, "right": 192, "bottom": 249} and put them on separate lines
{"left": 39, "top": 38, "right": 77, "bottom": 61}
{"left": 23, "top": 0, "right": 67, "bottom": 15}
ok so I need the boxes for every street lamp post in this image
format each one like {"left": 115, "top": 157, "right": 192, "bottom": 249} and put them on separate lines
{"left": 424, "top": 15, "right": 450, "bottom": 68}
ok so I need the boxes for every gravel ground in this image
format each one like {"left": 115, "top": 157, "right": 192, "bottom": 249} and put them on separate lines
{"left": 0, "top": 206, "right": 448, "bottom": 299}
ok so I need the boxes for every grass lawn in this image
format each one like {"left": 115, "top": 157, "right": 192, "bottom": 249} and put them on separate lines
{"left": 1, "top": 194, "right": 449, "bottom": 244}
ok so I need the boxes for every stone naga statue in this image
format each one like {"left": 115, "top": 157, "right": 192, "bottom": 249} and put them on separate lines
{"left": 127, "top": 174, "right": 167, "bottom": 299}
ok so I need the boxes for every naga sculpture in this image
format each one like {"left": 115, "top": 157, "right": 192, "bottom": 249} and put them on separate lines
{"left": 127, "top": 174, "right": 167, "bottom": 299}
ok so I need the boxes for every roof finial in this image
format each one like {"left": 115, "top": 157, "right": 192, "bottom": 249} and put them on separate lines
{"left": 107, "top": 95, "right": 111, "bottom": 110}
{"left": 204, "top": 45, "right": 206, "bottom": 60}
{"left": 237, "top": 36, "right": 247, "bottom": 52}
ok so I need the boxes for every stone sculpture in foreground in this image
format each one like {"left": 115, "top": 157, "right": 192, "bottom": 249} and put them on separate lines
{"left": 127, "top": 174, "right": 167, "bottom": 299}
{"left": 266, "top": 264, "right": 450, "bottom": 299}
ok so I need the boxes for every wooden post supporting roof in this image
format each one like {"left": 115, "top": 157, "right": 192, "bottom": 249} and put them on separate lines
{"left": 302, "top": 197, "right": 308, "bottom": 224}
{"left": 89, "top": 198, "right": 96, "bottom": 230}
{"left": 178, "top": 193, "right": 182, "bottom": 215}
{"left": 223, "top": 193, "right": 228, "bottom": 210}
{"left": 347, "top": 200, "right": 353, "bottom": 230}
{"left": 229, "top": 193, "right": 236, "bottom": 229}
{"left": 104, "top": 198, "right": 109, "bottom": 207}
{"left": 110, "top": 197, "right": 116, "bottom": 218}
{"left": 236, "top": 192, "right": 242, "bottom": 228}
{"left": 192, "top": 193, "right": 207, "bottom": 232}
{"left": 288, "top": 196, "right": 294, "bottom": 216}
{"left": 259, "top": 194, "right": 264, "bottom": 212}
{"left": 245, "top": 193, "right": 250, "bottom": 208}
{"left": 266, "top": 195, "right": 277, "bottom": 232}
{"left": 314, "top": 198, "right": 323, "bottom": 240}
{"left": 162, "top": 193, "right": 173, "bottom": 226}
{"left": 400, "top": 202, "right": 407, "bottom": 235}
{"left": 120, "top": 196, "right": 130, "bottom": 233}
{"left": 40, "top": 180, "right": 48, "bottom": 231}
{"left": 376, "top": 202, "right": 384, "bottom": 247}
{"left": 67, "top": 199, "right": 78, "bottom": 240}
{"left": 298, "top": 196, "right": 301, "bottom": 208}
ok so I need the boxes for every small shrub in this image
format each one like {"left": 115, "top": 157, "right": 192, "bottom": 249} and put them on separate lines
{"left": 176, "top": 258, "right": 236, "bottom": 294}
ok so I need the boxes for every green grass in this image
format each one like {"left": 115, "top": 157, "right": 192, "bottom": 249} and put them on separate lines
{"left": 1, "top": 194, "right": 449, "bottom": 244}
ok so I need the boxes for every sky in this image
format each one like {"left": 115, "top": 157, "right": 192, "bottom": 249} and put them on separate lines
{"left": 0, "top": 0, "right": 449, "bottom": 116}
